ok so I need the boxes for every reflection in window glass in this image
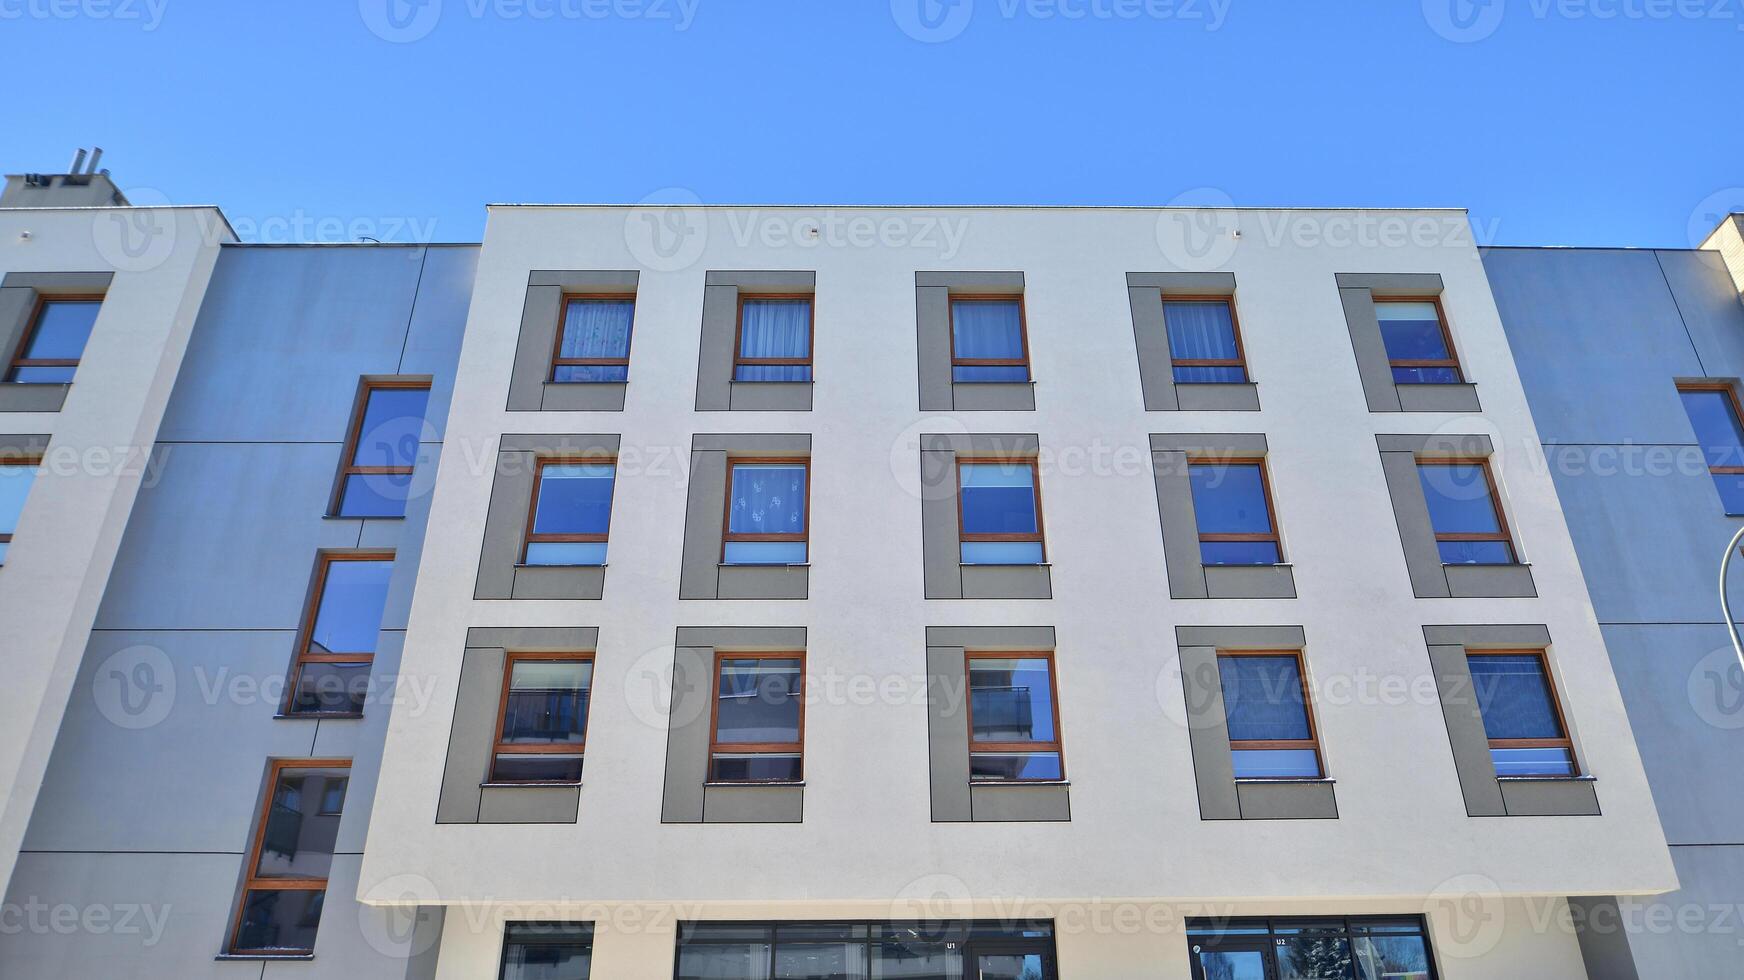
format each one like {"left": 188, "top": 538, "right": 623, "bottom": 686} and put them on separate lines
{"left": 7, "top": 299, "right": 100, "bottom": 383}
{"left": 337, "top": 385, "right": 430, "bottom": 518}
{"left": 711, "top": 658, "right": 804, "bottom": 782}
{"left": 525, "top": 463, "right": 615, "bottom": 566}
{"left": 231, "top": 762, "right": 349, "bottom": 955}
{"left": 291, "top": 557, "right": 394, "bottom": 715}
{"left": 958, "top": 462, "right": 1043, "bottom": 565}
{"left": 1376, "top": 301, "right": 1459, "bottom": 384}
{"left": 1679, "top": 385, "right": 1744, "bottom": 513}
{"left": 493, "top": 659, "right": 591, "bottom": 783}
{"left": 1416, "top": 462, "right": 1514, "bottom": 565}
{"left": 500, "top": 922, "right": 594, "bottom": 980}
{"left": 1218, "top": 655, "right": 1321, "bottom": 779}
{"left": 1188, "top": 462, "right": 1280, "bottom": 565}
{"left": 968, "top": 657, "right": 1062, "bottom": 782}
{"left": 0, "top": 461, "right": 38, "bottom": 565}
{"left": 1468, "top": 653, "right": 1575, "bottom": 777}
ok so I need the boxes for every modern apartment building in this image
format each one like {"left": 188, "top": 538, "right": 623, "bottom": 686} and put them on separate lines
{"left": 0, "top": 152, "right": 1727, "bottom": 978}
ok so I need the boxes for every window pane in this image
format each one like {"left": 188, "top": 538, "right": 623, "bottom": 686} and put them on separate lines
{"left": 873, "top": 939, "right": 963, "bottom": 979}
{"left": 1416, "top": 464, "right": 1502, "bottom": 535}
{"left": 1681, "top": 388, "right": 1744, "bottom": 467}
{"left": 951, "top": 299, "right": 1024, "bottom": 358}
{"left": 710, "top": 752, "right": 803, "bottom": 782}
{"left": 1468, "top": 655, "right": 1565, "bottom": 741}
{"left": 968, "top": 751, "right": 1062, "bottom": 781}
{"left": 1710, "top": 472, "right": 1744, "bottom": 514}
{"left": 20, "top": 300, "right": 100, "bottom": 361}
{"left": 492, "top": 753, "right": 585, "bottom": 783}
{"left": 234, "top": 888, "right": 324, "bottom": 953}
{"left": 959, "top": 540, "right": 1045, "bottom": 565}
{"left": 952, "top": 364, "right": 1031, "bottom": 383}
{"left": 1376, "top": 302, "right": 1450, "bottom": 360}
{"left": 1218, "top": 656, "right": 1311, "bottom": 742}
{"left": 254, "top": 767, "right": 349, "bottom": 878}
{"left": 1188, "top": 463, "right": 1273, "bottom": 535}
{"left": 1230, "top": 748, "right": 1321, "bottom": 779}
{"left": 1276, "top": 935, "right": 1355, "bottom": 979}
{"left": 1391, "top": 365, "right": 1461, "bottom": 385}
{"left": 969, "top": 658, "right": 1056, "bottom": 742}
{"left": 775, "top": 942, "right": 868, "bottom": 979}
{"left": 1173, "top": 365, "right": 1247, "bottom": 384}
{"left": 559, "top": 299, "right": 634, "bottom": 361}
{"left": 502, "top": 943, "right": 592, "bottom": 980}
{"left": 1434, "top": 540, "right": 1514, "bottom": 565}
{"left": 1200, "top": 541, "right": 1282, "bottom": 565}
{"left": 525, "top": 541, "right": 608, "bottom": 566}
{"left": 290, "top": 661, "right": 371, "bottom": 714}
{"left": 502, "top": 661, "right": 591, "bottom": 745}
{"left": 958, "top": 463, "right": 1038, "bottom": 535}
{"left": 339, "top": 471, "right": 415, "bottom": 518}
{"left": 350, "top": 387, "right": 429, "bottom": 470}
{"left": 532, "top": 464, "right": 615, "bottom": 536}
{"left": 309, "top": 559, "right": 393, "bottom": 655}
{"left": 729, "top": 464, "right": 806, "bottom": 537}
{"left": 715, "top": 659, "right": 803, "bottom": 744}
{"left": 1490, "top": 746, "right": 1576, "bottom": 778}
{"left": 724, "top": 540, "right": 808, "bottom": 565}
{"left": 6, "top": 365, "right": 75, "bottom": 383}
{"left": 737, "top": 299, "right": 812, "bottom": 383}
{"left": 1163, "top": 301, "right": 1240, "bottom": 365}
{"left": 677, "top": 943, "right": 772, "bottom": 980}
{"left": 553, "top": 364, "right": 629, "bottom": 383}
{"left": 1352, "top": 936, "right": 1431, "bottom": 980}
{"left": 0, "top": 463, "right": 37, "bottom": 535}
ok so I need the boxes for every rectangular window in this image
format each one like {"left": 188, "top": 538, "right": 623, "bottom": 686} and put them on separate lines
{"left": 675, "top": 921, "right": 1057, "bottom": 980}
{"left": 287, "top": 554, "right": 394, "bottom": 715}
{"left": 723, "top": 460, "right": 808, "bottom": 565}
{"left": 6, "top": 296, "right": 100, "bottom": 384}
{"left": 491, "top": 655, "right": 592, "bottom": 784}
{"left": 1163, "top": 297, "right": 1247, "bottom": 383}
{"left": 967, "top": 654, "right": 1063, "bottom": 781}
{"left": 522, "top": 460, "right": 616, "bottom": 567}
{"left": 1376, "top": 298, "right": 1461, "bottom": 385}
{"left": 957, "top": 459, "right": 1045, "bottom": 565}
{"left": 1416, "top": 459, "right": 1515, "bottom": 565}
{"left": 332, "top": 381, "right": 431, "bottom": 518}
{"left": 710, "top": 654, "right": 804, "bottom": 783}
{"left": 1467, "top": 651, "right": 1577, "bottom": 778}
{"left": 0, "top": 458, "right": 39, "bottom": 564}
{"left": 1217, "top": 653, "right": 1322, "bottom": 779}
{"left": 733, "top": 296, "right": 813, "bottom": 382}
{"left": 229, "top": 759, "right": 350, "bottom": 956}
{"left": 552, "top": 296, "right": 634, "bottom": 383}
{"left": 1187, "top": 460, "right": 1281, "bottom": 565}
{"left": 1678, "top": 382, "right": 1744, "bottom": 514}
{"left": 950, "top": 296, "right": 1030, "bottom": 383}
{"left": 1188, "top": 917, "right": 1436, "bottom": 980}
{"left": 500, "top": 922, "right": 594, "bottom": 980}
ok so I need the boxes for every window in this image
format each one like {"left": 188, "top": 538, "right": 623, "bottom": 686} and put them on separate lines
{"left": 950, "top": 296, "right": 1030, "bottom": 383}
{"left": 957, "top": 459, "right": 1045, "bottom": 565}
{"left": 710, "top": 654, "right": 804, "bottom": 782}
{"left": 734, "top": 296, "right": 813, "bottom": 382}
{"left": 1467, "top": 651, "right": 1576, "bottom": 778}
{"left": 286, "top": 554, "right": 394, "bottom": 715}
{"left": 0, "top": 458, "right": 38, "bottom": 564}
{"left": 500, "top": 922, "right": 593, "bottom": 980}
{"left": 522, "top": 460, "right": 616, "bottom": 567}
{"left": 1187, "top": 460, "right": 1281, "bottom": 565}
{"left": 332, "top": 381, "right": 430, "bottom": 518}
{"left": 229, "top": 760, "right": 350, "bottom": 956}
{"left": 966, "top": 654, "right": 1063, "bottom": 781}
{"left": 1187, "top": 917, "right": 1437, "bottom": 980}
{"left": 1163, "top": 297, "right": 1247, "bottom": 383}
{"left": 1416, "top": 459, "right": 1515, "bottom": 565}
{"left": 491, "top": 655, "right": 592, "bottom": 783}
{"left": 723, "top": 459, "right": 808, "bottom": 565}
{"left": 675, "top": 921, "right": 1058, "bottom": 980}
{"left": 552, "top": 296, "right": 634, "bottom": 383}
{"left": 1217, "top": 653, "right": 1322, "bottom": 779}
{"left": 1678, "top": 382, "right": 1744, "bottom": 513}
{"left": 317, "top": 778, "right": 348, "bottom": 816}
{"left": 1375, "top": 298, "right": 1461, "bottom": 384}
{"left": 6, "top": 296, "right": 100, "bottom": 384}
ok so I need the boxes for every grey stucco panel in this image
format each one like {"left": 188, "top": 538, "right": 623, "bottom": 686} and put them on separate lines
{"left": 717, "top": 565, "right": 808, "bottom": 600}
{"left": 540, "top": 382, "right": 626, "bottom": 412}
{"left": 1177, "top": 384, "right": 1260, "bottom": 412}
{"left": 1378, "top": 450, "right": 1451, "bottom": 599}
{"left": 507, "top": 285, "right": 563, "bottom": 412}
{"left": 915, "top": 272, "right": 1031, "bottom": 411}
{"left": 475, "top": 435, "right": 620, "bottom": 600}
{"left": 1445, "top": 564, "right": 1537, "bottom": 599}
{"left": 960, "top": 565, "right": 1051, "bottom": 599}
{"left": 1379, "top": 441, "right": 1536, "bottom": 600}
{"left": 730, "top": 381, "right": 814, "bottom": 411}
{"left": 1126, "top": 272, "right": 1237, "bottom": 291}
{"left": 674, "top": 626, "right": 807, "bottom": 650}
{"left": 1335, "top": 272, "right": 1446, "bottom": 294}
{"left": 1423, "top": 623, "right": 1553, "bottom": 649}
{"left": 680, "top": 435, "right": 811, "bottom": 600}
{"left": 970, "top": 783, "right": 1070, "bottom": 821}
{"left": 1426, "top": 642, "right": 1509, "bottom": 817}
{"left": 919, "top": 434, "right": 1048, "bottom": 600}
{"left": 919, "top": 432, "right": 1040, "bottom": 456}
{"left": 512, "top": 565, "right": 607, "bottom": 600}
{"left": 703, "top": 784, "right": 803, "bottom": 823}
{"left": 1340, "top": 286, "right": 1403, "bottom": 413}
{"left": 692, "top": 433, "right": 812, "bottom": 454}
{"left": 478, "top": 785, "right": 581, "bottom": 824}
{"left": 1128, "top": 285, "right": 1178, "bottom": 411}
{"left": 1568, "top": 896, "right": 1643, "bottom": 980}
{"left": 1149, "top": 433, "right": 1270, "bottom": 456}
{"left": 920, "top": 450, "right": 963, "bottom": 599}
{"left": 1126, "top": 275, "right": 1252, "bottom": 413}
{"left": 1398, "top": 384, "right": 1481, "bottom": 414}
{"left": 916, "top": 272, "right": 1025, "bottom": 290}
{"left": 464, "top": 626, "right": 600, "bottom": 651}
{"left": 951, "top": 382, "right": 1035, "bottom": 412}
{"left": 698, "top": 273, "right": 816, "bottom": 413}
{"left": 661, "top": 646, "right": 715, "bottom": 823}
{"left": 1151, "top": 450, "right": 1206, "bottom": 599}
{"left": 0, "top": 271, "right": 115, "bottom": 292}
{"left": 1501, "top": 778, "right": 1600, "bottom": 816}
{"left": 696, "top": 284, "right": 741, "bottom": 411}
{"left": 1236, "top": 780, "right": 1337, "bottom": 820}
{"left": 1178, "top": 644, "right": 1240, "bottom": 820}
{"left": 0, "top": 432, "right": 51, "bottom": 458}
{"left": 924, "top": 626, "right": 1055, "bottom": 649}
{"left": 1339, "top": 275, "right": 1477, "bottom": 414}
{"left": 528, "top": 271, "right": 640, "bottom": 290}
{"left": 1376, "top": 433, "right": 1495, "bottom": 456}
{"left": 437, "top": 646, "right": 505, "bottom": 824}
{"left": 706, "top": 271, "right": 817, "bottom": 291}
{"left": 915, "top": 285, "right": 954, "bottom": 411}
{"left": 509, "top": 272, "right": 639, "bottom": 413}
{"left": 1174, "top": 625, "right": 1306, "bottom": 649}
{"left": 925, "top": 644, "right": 973, "bottom": 821}
{"left": 1203, "top": 565, "right": 1296, "bottom": 599}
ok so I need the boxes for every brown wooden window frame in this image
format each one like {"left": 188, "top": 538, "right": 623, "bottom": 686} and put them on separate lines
{"left": 720, "top": 456, "right": 811, "bottom": 561}
{"left": 1217, "top": 650, "right": 1324, "bottom": 781}
{"left": 328, "top": 378, "right": 432, "bottom": 517}
{"left": 0, "top": 455, "right": 42, "bottom": 558}
{"left": 1468, "top": 649, "right": 1580, "bottom": 777}
{"left": 964, "top": 650, "right": 1066, "bottom": 782}
{"left": 956, "top": 457, "right": 1047, "bottom": 562}
{"left": 948, "top": 294, "right": 1032, "bottom": 382}
{"left": 1376, "top": 295, "right": 1464, "bottom": 383}
{"left": 1415, "top": 456, "right": 1516, "bottom": 564}
{"left": 521, "top": 456, "right": 617, "bottom": 563}
{"left": 732, "top": 293, "right": 815, "bottom": 381}
{"left": 549, "top": 293, "right": 636, "bottom": 383}
{"left": 490, "top": 651, "right": 594, "bottom": 784}
{"left": 707, "top": 650, "right": 806, "bottom": 783}
{"left": 1162, "top": 294, "right": 1249, "bottom": 382}
{"left": 227, "top": 757, "right": 352, "bottom": 956}
{"left": 283, "top": 552, "right": 395, "bottom": 717}
{"left": 6, "top": 293, "right": 103, "bottom": 383}
{"left": 1677, "top": 380, "right": 1744, "bottom": 479}
{"left": 1187, "top": 455, "right": 1282, "bottom": 560}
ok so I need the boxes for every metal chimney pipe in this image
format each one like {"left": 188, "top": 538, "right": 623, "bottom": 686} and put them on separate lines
{"left": 69, "top": 148, "right": 87, "bottom": 174}
{"left": 85, "top": 148, "right": 102, "bottom": 174}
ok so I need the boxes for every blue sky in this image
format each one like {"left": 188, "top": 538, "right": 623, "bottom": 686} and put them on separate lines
{"left": 6, "top": 0, "right": 1739, "bottom": 246}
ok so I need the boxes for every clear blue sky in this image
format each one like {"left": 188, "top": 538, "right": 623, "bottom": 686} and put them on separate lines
{"left": 7, "top": 0, "right": 1739, "bottom": 247}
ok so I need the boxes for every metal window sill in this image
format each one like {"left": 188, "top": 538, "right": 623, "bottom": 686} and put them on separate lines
{"left": 1201, "top": 562, "right": 1294, "bottom": 569}
{"left": 216, "top": 953, "right": 314, "bottom": 962}
{"left": 513, "top": 563, "right": 608, "bottom": 569}
{"left": 1496, "top": 774, "right": 1596, "bottom": 783}
{"left": 704, "top": 780, "right": 806, "bottom": 787}
{"left": 273, "top": 712, "right": 364, "bottom": 721}
{"left": 958, "top": 562, "right": 1052, "bottom": 568}
{"left": 968, "top": 779, "right": 1070, "bottom": 786}
{"left": 718, "top": 562, "right": 811, "bottom": 568}
{"left": 1440, "top": 562, "right": 1532, "bottom": 569}
{"left": 952, "top": 379, "right": 1036, "bottom": 386}
{"left": 480, "top": 781, "right": 582, "bottom": 789}
{"left": 1235, "top": 777, "right": 1335, "bottom": 785}
{"left": 729, "top": 379, "right": 814, "bottom": 385}
{"left": 321, "top": 514, "right": 406, "bottom": 522}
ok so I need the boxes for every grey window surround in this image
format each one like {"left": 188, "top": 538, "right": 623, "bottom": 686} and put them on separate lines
{"left": 436, "top": 627, "right": 598, "bottom": 825}
{"left": 1149, "top": 433, "right": 1295, "bottom": 599}
{"left": 678, "top": 433, "right": 811, "bottom": 600}
{"left": 662, "top": 626, "right": 807, "bottom": 824}
{"left": 0, "top": 272, "right": 113, "bottom": 413}
{"left": 1375, "top": 433, "right": 1537, "bottom": 599}
{"left": 1335, "top": 272, "right": 1480, "bottom": 414}
{"left": 506, "top": 271, "right": 639, "bottom": 413}
{"left": 473, "top": 433, "right": 619, "bottom": 600}
{"left": 924, "top": 626, "right": 1068, "bottom": 822}
{"left": 0, "top": 432, "right": 51, "bottom": 459}
{"left": 1126, "top": 272, "right": 1259, "bottom": 412}
{"left": 696, "top": 271, "right": 816, "bottom": 413}
{"left": 915, "top": 271, "right": 1035, "bottom": 412}
{"left": 918, "top": 432, "right": 1051, "bottom": 600}
{"left": 1175, "top": 625, "right": 1336, "bottom": 821}
{"left": 1423, "top": 624, "right": 1599, "bottom": 818}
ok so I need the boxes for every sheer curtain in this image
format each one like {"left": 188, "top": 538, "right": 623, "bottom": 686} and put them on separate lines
{"left": 737, "top": 300, "right": 811, "bottom": 381}
{"left": 1162, "top": 301, "right": 1237, "bottom": 361}
{"left": 556, "top": 300, "right": 633, "bottom": 382}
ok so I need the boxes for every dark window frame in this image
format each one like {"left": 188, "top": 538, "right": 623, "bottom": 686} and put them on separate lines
{"left": 5, "top": 293, "right": 102, "bottom": 383}
{"left": 549, "top": 293, "right": 636, "bottom": 383}
{"left": 1416, "top": 456, "right": 1516, "bottom": 564}
{"left": 328, "top": 378, "right": 431, "bottom": 517}
{"left": 1677, "top": 381, "right": 1744, "bottom": 506}
{"left": 500, "top": 922, "right": 596, "bottom": 979}
{"left": 955, "top": 457, "right": 1047, "bottom": 563}
{"left": 1376, "top": 295, "right": 1463, "bottom": 383}
{"left": 490, "top": 651, "right": 594, "bottom": 784}
{"left": 964, "top": 650, "right": 1066, "bottom": 782}
{"left": 1468, "top": 648, "right": 1580, "bottom": 778}
{"left": 227, "top": 757, "right": 352, "bottom": 956}
{"left": 520, "top": 457, "right": 618, "bottom": 564}
{"left": 732, "top": 293, "right": 816, "bottom": 382}
{"left": 283, "top": 553, "right": 395, "bottom": 717}
{"left": 1188, "top": 455, "right": 1282, "bottom": 562}
{"left": 1216, "top": 650, "right": 1324, "bottom": 781}
{"left": 720, "top": 456, "right": 811, "bottom": 562}
{"left": 948, "top": 294, "right": 1032, "bottom": 382}
{"left": 1187, "top": 915, "right": 1440, "bottom": 980}
{"left": 1162, "top": 294, "right": 1249, "bottom": 383}
{"left": 708, "top": 650, "right": 806, "bottom": 783}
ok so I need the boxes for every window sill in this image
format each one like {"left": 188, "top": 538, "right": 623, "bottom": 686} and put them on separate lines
{"left": 1202, "top": 562, "right": 1293, "bottom": 569}
{"left": 480, "top": 781, "right": 582, "bottom": 789}
{"left": 958, "top": 562, "right": 1052, "bottom": 568}
{"left": 322, "top": 514, "right": 407, "bottom": 522}
{"left": 273, "top": 712, "right": 364, "bottom": 721}
{"left": 951, "top": 379, "right": 1036, "bottom": 386}
{"left": 718, "top": 562, "right": 810, "bottom": 569}
{"left": 514, "top": 562, "right": 607, "bottom": 569}
{"left": 968, "top": 779, "right": 1070, "bottom": 786}
{"left": 730, "top": 379, "right": 814, "bottom": 385}
{"left": 1235, "top": 776, "right": 1335, "bottom": 785}
{"left": 216, "top": 953, "right": 315, "bottom": 962}
{"left": 1497, "top": 774, "right": 1595, "bottom": 783}
{"left": 705, "top": 780, "right": 806, "bottom": 787}
{"left": 1441, "top": 561, "right": 1531, "bottom": 569}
